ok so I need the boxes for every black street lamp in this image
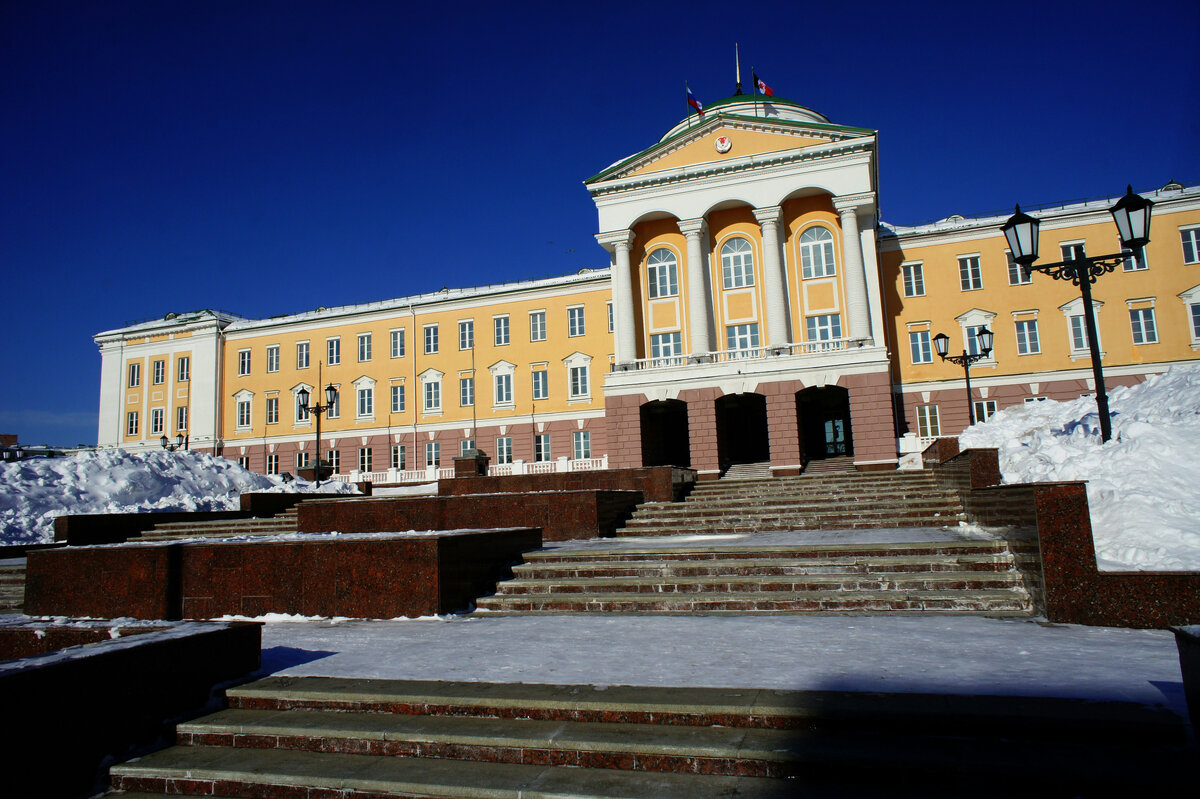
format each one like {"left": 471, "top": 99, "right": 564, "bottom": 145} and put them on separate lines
{"left": 933, "top": 326, "right": 994, "bottom": 426}
{"left": 160, "top": 432, "right": 187, "bottom": 452}
{"left": 1001, "top": 186, "right": 1154, "bottom": 442}
{"left": 297, "top": 383, "right": 338, "bottom": 488}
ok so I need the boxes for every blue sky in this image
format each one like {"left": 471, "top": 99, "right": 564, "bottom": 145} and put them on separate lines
{"left": 2, "top": 0, "right": 1197, "bottom": 446}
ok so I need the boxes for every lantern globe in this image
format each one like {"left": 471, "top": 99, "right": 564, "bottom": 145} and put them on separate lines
{"left": 1001, "top": 205, "right": 1040, "bottom": 267}
{"left": 1110, "top": 185, "right": 1153, "bottom": 252}
{"left": 325, "top": 384, "right": 338, "bottom": 407}
{"left": 297, "top": 387, "right": 310, "bottom": 409}
{"left": 932, "top": 332, "right": 950, "bottom": 358}
{"left": 977, "top": 326, "right": 994, "bottom": 355}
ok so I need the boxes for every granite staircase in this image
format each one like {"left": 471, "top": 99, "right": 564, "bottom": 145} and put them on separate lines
{"left": 0, "top": 558, "right": 25, "bottom": 614}
{"left": 138, "top": 508, "right": 300, "bottom": 542}
{"left": 105, "top": 676, "right": 1192, "bottom": 797}
{"left": 618, "top": 470, "right": 967, "bottom": 537}
{"left": 474, "top": 540, "right": 1034, "bottom": 616}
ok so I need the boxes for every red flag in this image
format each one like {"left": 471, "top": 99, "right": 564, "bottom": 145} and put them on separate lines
{"left": 753, "top": 72, "right": 774, "bottom": 97}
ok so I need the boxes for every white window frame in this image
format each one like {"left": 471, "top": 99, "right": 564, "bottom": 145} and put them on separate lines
{"left": 529, "top": 310, "right": 547, "bottom": 342}
{"left": 799, "top": 226, "right": 836, "bottom": 279}
{"left": 357, "top": 333, "right": 372, "bottom": 362}
{"left": 296, "top": 452, "right": 310, "bottom": 469}
{"left": 126, "top": 411, "right": 139, "bottom": 436}
{"left": 423, "top": 324, "right": 439, "bottom": 354}
{"left": 293, "top": 384, "right": 312, "bottom": 425}
{"left": 177, "top": 357, "right": 190, "bottom": 382}
{"left": 390, "top": 328, "right": 405, "bottom": 358}
{"left": 359, "top": 447, "right": 373, "bottom": 473}
{"left": 958, "top": 254, "right": 982, "bottom": 291}
{"left": 391, "top": 383, "right": 405, "bottom": 413}
{"left": 236, "top": 456, "right": 250, "bottom": 469}
{"left": 568, "top": 306, "right": 586, "bottom": 337}
{"left": 327, "top": 337, "right": 341, "bottom": 365}
{"left": 460, "top": 438, "right": 475, "bottom": 457}
{"left": 494, "top": 373, "right": 513, "bottom": 406}
{"left": 563, "top": 352, "right": 592, "bottom": 400}
{"left": 726, "top": 323, "right": 760, "bottom": 353}
{"left": 531, "top": 369, "right": 548, "bottom": 400}
{"left": 720, "top": 237, "right": 755, "bottom": 289}
{"left": 955, "top": 308, "right": 997, "bottom": 363}
{"left": 806, "top": 314, "right": 842, "bottom": 342}
{"left": 391, "top": 444, "right": 406, "bottom": 470}
{"left": 152, "top": 359, "right": 165, "bottom": 385}
{"left": 1128, "top": 305, "right": 1158, "bottom": 345}
{"left": 646, "top": 248, "right": 679, "bottom": 298}
{"left": 1179, "top": 285, "right": 1200, "bottom": 348}
{"left": 1181, "top": 226, "right": 1200, "bottom": 265}
{"left": 425, "top": 442, "right": 440, "bottom": 467}
{"left": 266, "top": 454, "right": 279, "bottom": 476}
{"left": 495, "top": 436, "right": 513, "bottom": 465}
{"left": 234, "top": 390, "right": 253, "bottom": 430}
{"left": 1014, "top": 317, "right": 1041, "bottom": 355}
{"left": 1060, "top": 241, "right": 1087, "bottom": 262}
{"left": 916, "top": 405, "right": 940, "bottom": 438}
{"left": 459, "top": 320, "right": 474, "bottom": 350}
{"left": 296, "top": 341, "right": 310, "bottom": 369}
{"left": 902, "top": 262, "right": 925, "bottom": 297}
{"left": 909, "top": 329, "right": 932, "bottom": 364}
{"left": 353, "top": 376, "right": 376, "bottom": 420}
{"left": 534, "top": 433, "right": 551, "bottom": 462}
{"left": 150, "top": 407, "right": 164, "bottom": 435}
{"left": 176, "top": 405, "right": 188, "bottom": 431}
{"left": 265, "top": 345, "right": 279, "bottom": 373}
{"left": 494, "top": 315, "right": 510, "bottom": 346}
{"left": 238, "top": 349, "right": 251, "bottom": 376}
{"left": 573, "top": 430, "right": 591, "bottom": 460}
{"left": 128, "top": 362, "right": 140, "bottom": 387}
{"left": 328, "top": 449, "right": 340, "bottom": 474}
{"left": 326, "top": 388, "right": 340, "bottom": 419}
{"left": 1059, "top": 298, "right": 1103, "bottom": 358}
{"left": 419, "top": 369, "right": 443, "bottom": 413}
{"left": 973, "top": 400, "right": 998, "bottom": 424}
{"left": 650, "top": 331, "right": 683, "bottom": 364}
{"left": 265, "top": 396, "right": 279, "bottom": 425}
{"left": 607, "top": 301, "right": 614, "bottom": 333}
{"left": 1007, "top": 250, "right": 1032, "bottom": 286}
{"left": 460, "top": 375, "right": 475, "bottom": 407}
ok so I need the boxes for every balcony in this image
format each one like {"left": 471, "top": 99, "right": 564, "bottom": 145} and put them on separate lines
{"left": 610, "top": 338, "right": 872, "bottom": 373}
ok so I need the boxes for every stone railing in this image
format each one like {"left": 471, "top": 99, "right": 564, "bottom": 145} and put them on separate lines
{"left": 332, "top": 456, "right": 609, "bottom": 484}
{"left": 610, "top": 339, "right": 871, "bottom": 373}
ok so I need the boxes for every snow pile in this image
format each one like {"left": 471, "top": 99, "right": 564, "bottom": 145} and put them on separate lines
{"left": 959, "top": 364, "right": 1200, "bottom": 571}
{"left": 0, "top": 449, "right": 356, "bottom": 546}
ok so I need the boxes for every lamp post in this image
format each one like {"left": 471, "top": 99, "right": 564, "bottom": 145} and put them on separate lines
{"left": 160, "top": 432, "right": 187, "bottom": 452}
{"left": 933, "top": 327, "right": 994, "bottom": 427}
{"left": 1001, "top": 186, "right": 1154, "bottom": 442}
{"left": 297, "top": 383, "right": 338, "bottom": 488}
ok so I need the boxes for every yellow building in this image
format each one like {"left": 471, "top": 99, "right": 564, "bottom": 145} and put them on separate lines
{"left": 94, "top": 96, "right": 1200, "bottom": 478}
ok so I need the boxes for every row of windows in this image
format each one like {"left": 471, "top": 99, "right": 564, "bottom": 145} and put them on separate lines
{"left": 125, "top": 406, "right": 188, "bottom": 437}
{"left": 649, "top": 314, "right": 845, "bottom": 363}
{"left": 128, "top": 357, "right": 190, "bottom": 388}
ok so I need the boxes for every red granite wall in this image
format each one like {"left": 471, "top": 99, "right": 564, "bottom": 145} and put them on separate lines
{"left": 0, "top": 624, "right": 166, "bottom": 660}
{"left": 604, "top": 393, "right": 645, "bottom": 469}
{"left": 758, "top": 379, "right": 805, "bottom": 475}
{"left": 843, "top": 370, "right": 898, "bottom": 469}
{"left": 681, "top": 387, "right": 721, "bottom": 478}
{"left": 439, "top": 466, "right": 690, "bottom": 503}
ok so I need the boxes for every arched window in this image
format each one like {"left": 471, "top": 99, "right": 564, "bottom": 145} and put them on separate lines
{"left": 799, "top": 227, "right": 836, "bottom": 279}
{"left": 721, "top": 238, "right": 755, "bottom": 288}
{"left": 647, "top": 248, "right": 678, "bottom": 298}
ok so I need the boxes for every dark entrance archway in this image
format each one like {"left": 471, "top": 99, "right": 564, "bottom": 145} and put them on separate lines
{"left": 640, "top": 399, "right": 690, "bottom": 467}
{"left": 716, "top": 393, "right": 770, "bottom": 471}
{"left": 797, "top": 386, "right": 853, "bottom": 461}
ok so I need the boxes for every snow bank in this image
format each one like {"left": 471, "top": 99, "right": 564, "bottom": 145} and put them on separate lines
{"left": 0, "top": 449, "right": 356, "bottom": 546}
{"left": 959, "top": 364, "right": 1200, "bottom": 571}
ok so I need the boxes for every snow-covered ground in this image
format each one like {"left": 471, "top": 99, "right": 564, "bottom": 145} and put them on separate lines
{"left": 960, "top": 364, "right": 1200, "bottom": 571}
{"left": 0, "top": 449, "right": 355, "bottom": 545}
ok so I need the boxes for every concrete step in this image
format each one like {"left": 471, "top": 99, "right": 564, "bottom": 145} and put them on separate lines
{"left": 513, "top": 553, "right": 1015, "bottom": 579}
{"left": 494, "top": 572, "right": 1025, "bottom": 596}
{"left": 523, "top": 541, "right": 1014, "bottom": 564}
{"left": 615, "top": 517, "right": 968, "bottom": 535}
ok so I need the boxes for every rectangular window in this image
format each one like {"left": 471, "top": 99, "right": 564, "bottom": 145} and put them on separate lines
{"left": 237, "top": 349, "right": 251, "bottom": 376}
{"left": 424, "top": 380, "right": 440, "bottom": 411}
{"left": 1130, "top": 308, "right": 1158, "bottom": 344}
{"left": 1070, "top": 316, "right": 1088, "bottom": 352}
{"left": 902, "top": 263, "right": 924, "bottom": 297}
{"left": 1122, "top": 248, "right": 1147, "bottom": 272}
{"left": 391, "top": 329, "right": 405, "bottom": 358}
{"left": 459, "top": 320, "right": 474, "bottom": 350}
{"left": 909, "top": 330, "right": 932, "bottom": 364}
{"left": 150, "top": 408, "right": 164, "bottom": 435}
{"left": 529, "top": 311, "right": 547, "bottom": 342}
{"left": 357, "top": 333, "right": 372, "bottom": 362}
{"left": 359, "top": 447, "right": 373, "bottom": 473}
{"left": 573, "top": 430, "right": 591, "bottom": 460}
{"left": 649, "top": 258, "right": 679, "bottom": 297}
{"left": 152, "top": 359, "right": 165, "bottom": 384}
{"left": 296, "top": 394, "right": 310, "bottom": 422}
{"left": 296, "top": 341, "right": 310, "bottom": 369}
{"left": 328, "top": 449, "right": 340, "bottom": 474}
{"left": 973, "top": 400, "right": 998, "bottom": 424}
{"left": 237, "top": 456, "right": 250, "bottom": 469}
{"left": 237, "top": 399, "right": 251, "bottom": 428}
{"left": 958, "top": 255, "right": 982, "bottom": 291}
{"left": 726, "top": 323, "right": 760, "bottom": 352}
{"left": 357, "top": 387, "right": 374, "bottom": 418}
{"left": 177, "top": 357, "right": 190, "bottom": 382}
{"left": 327, "top": 337, "right": 341, "bottom": 365}
{"left": 495, "top": 437, "right": 513, "bottom": 465}
{"left": 531, "top": 370, "right": 548, "bottom": 400}
{"left": 128, "top": 362, "right": 142, "bottom": 388}
{"left": 296, "top": 452, "right": 310, "bottom": 469}
{"left": 1061, "top": 242, "right": 1087, "bottom": 262}
{"left": 569, "top": 365, "right": 589, "bottom": 398}
{"left": 1007, "top": 251, "right": 1031, "bottom": 285}
{"left": 424, "top": 324, "right": 439, "bottom": 354}
{"left": 391, "top": 444, "right": 406, "bottom": 470}
{"left": 265, "top": 345, "right": 279, "bottom": 373}
{"left": 425, "top": 442, "right": 440, "bottom": 467}
{"left": 568, "top": 306, "right": 586, "bottom": 336}
{"left": 460, "top": 439, "right": 475, "bottom": 457}
{"left": 460, "top": 376, "right": 474, "bottom": 406}
{"left": 1182, "top": 227, "right": 1200, "bottom": 265}
{"left": 1015, "top": 319, "right": 1041, "bottom": 355}
{"left": 266, "top": 454, "right": 279, "bottom": 475}
{"left": 917, "top": 405, "right": 940, "bottom": 438}
{"left": 391, "top": 384, "right": 405, "bottom": 413}
{"left": 176, "top": 406, "right": 188, "bottom": 431}
{"left": 534, "top": 433, "right": 551, "bottom": 462}
{"left": 607, "top": 302, "right": 614, "bottom": 333}
{"left": 1190, "top": 303, "right": 1200, "bottom": 340}
{"left": 651, "top": 332, "right": 683, "bottom": 364}
{"left": 806, "top": 314, "right": 842, "bottom": 342}
{"left": 494, "top": 373, "right": 513, "bottom": 405}
{"left": 266, "top": 397, "right": 279, "bottom": 425}
{"left": 126, "top": 411, "right": 139, "bottom": 436}
{"left": 494, "top": 315, "right": 510, "bottom": 345}
{"left": 964, "top": 325, "right": 986, "bottom": 357}
{"left": 326, "top": 391, "right": 340, "bottom": 419}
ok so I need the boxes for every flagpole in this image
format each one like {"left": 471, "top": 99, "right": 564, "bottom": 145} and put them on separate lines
{"left": 752, "top": 66, "right": 758, "bottom": 118}
{"left": 685, "top": 81, "right": 691, "bottom": 128}
{"left": 735, "top": 43, "right": 742, "bottom": 95}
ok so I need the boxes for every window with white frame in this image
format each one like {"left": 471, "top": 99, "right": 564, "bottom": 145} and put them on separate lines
{"left": 460, "top": 376, "right": 474, "bottom": 407}
{"left": 328, "top": 449, "right": 340, "bottom": 473}
{"left": 1060, "top": 298, "right": 1101, "bottom": 356}
{"left": 721, "top": 238, "right": 755, "bottom": 288}
{"left": 460, "top": 439, "right": 475, "bottom": 457}
{"left": 495, "top": 436, "right": 513, "bottom": 464}
{"left": 296, "top": 452, "right": 310, "bottom": 469}
{"left": 238, "top": 349, "right": 251, "bottom": 376}
{"left": 1184, "top": 287, "right": 1200, "bottom": 344}
{"left": 1070, "top": 316, "right": 1088, "bottom": 352}
{"left": 958, "top": 255, "right": 982, "bottom": 291}
{"left": 327, "top": 337, "right": 340, "bottom": 365}
{"left": 150, "top": 408, "right": 164, "bottom": 435}
{"left": 607, "top": 302, "right": 614, "bottom": 332}
{"left": 973, "top": 400, "right": 998, "bottom": 423}
{"left": 1190, "top": 303, "right": 1200, "bottom": 340}
{"left": 651, "top": 332, "right": 683, "bottom": 363}
{"left": 647, "top": 248, "right": 679, "bottom": 298}
{"left": 1182, "top": 227, "right": 1200, "bottom": 265}
{"left": 568, "top": 306, "right": 585, "bottom": 337}
{"left": 357, "top": 333, "right": 372, "bottom": 362}
{"left": 569, "top": 365, "right": 589, "bottom": 398}
{"left": 458, "top": 320, "right": 473, "bottom": 350}
{"left": 799, "top": 227, "right": 836, "bottom": 278}
{"left": 916, "top": 405, "right": 940, "bottom": 438}
{"left": 909, "top": 330, "right": 932, "bottom": 364}
{"left": 1060, "top": 242, "right": 1087, "bottom": 262}
{"left": 529, "top": 311, "right": 546, "bottom": 342}
{"left": 326, "top": 390, "right": 340, "bottom": 419}
{"left": 531, "top": 370, "right": 548, "bottom": 400}
{"left": 494, "top": 373, "right": 513, "bottom": 405}
{"left": 266, "top": 396, "right": 279, "bottom": 425}
{"left": 177, "top": 356, "right": 190, "bottom": 382}
{"left": 236, "top": 456, "right": 250, "bottom": 469}
{"left": 176, "top": 406, "right": 188, "bottom": 431}
{"left": 391, "top": 329, "right": 405, "bottom": 358}
{"left": 128, "top": 363, "right": 141, "bottom": 387}
{"left": 424, "top": 324, "right": 438, "bottom": 354}
{"left": 357, "top": 386, "right": 373, "bottom": 418}
{"left": 534, "top": 433, "right": 551, "bottom": 462}
{"left": 236, "top": 398, "right": 251, "bottom": 429}
{"left": 266, "top": 345, "right": 279, "bottom": 373}
{"left": 391, "top": 384, "right": 405, "bottom": 413}
{"left": 1007, "top": 251, "right": 1031, "bottom": 285}
{"left": 295, "top": 388, "right": 311, "bottom": 422}
{"left": 964, "top": 325, "right": 987, "bottom": 357}
{"left": 806, "top": 314, "right": 842, "bottom": 342}
{"left": 296, "top": 341, "right": 310, "bottom": 369}
{"left": 494, "top": 315, "right": 510, "bottom": 345}
{"left": 391, "top": 444, "right": 405, "bottom": 470}
{"left": 1122, "top": 248, "right": 1147, "bottom": 272}
{"left": 1129, "top": 307, "right": 1158, "bottom": 344}
{"left": 425, "top": 442, "right": 440, "bottom": 467}
{"left": 126, "top": 411, "right": 139, "bottom": 436}
{"left": 726, "top": 323, "right": 760, "bottom": 352}
{"left": 153, "top": 359, "right": 165, "bottom": 384}
{"left": 573, "top": 430, "right": 591, "bottom": 460}
{"left": 902, "top": 262, "right": 924, "bottom": 297}
{"left": 359, "top": 447, "right": 373, "bottom": 473}
{"left": 1015, "top": 319, "right": 1040, "bottom": 355}
{"left": 423, "top": 379, "right": 441, "bottom": 412}
{"left": 266, "top": 454, "right": 279, "bottom": 475}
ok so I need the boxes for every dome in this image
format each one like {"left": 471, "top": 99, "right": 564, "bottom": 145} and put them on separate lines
{"left": 659, "top": 94, "right": 832, "bottom": 141}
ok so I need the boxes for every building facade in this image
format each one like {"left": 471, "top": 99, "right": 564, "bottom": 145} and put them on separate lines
{"left": 93, "top": 97, "right": 1200, "bottom": 479}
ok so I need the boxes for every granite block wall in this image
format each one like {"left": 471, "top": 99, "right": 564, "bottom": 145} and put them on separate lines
{"left": 439, "top": 465, "right": 689, "bottom": 503}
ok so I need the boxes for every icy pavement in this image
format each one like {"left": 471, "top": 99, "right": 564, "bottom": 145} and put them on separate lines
{"left": 258, "top": 614, "right": 1188, "bottom": 719}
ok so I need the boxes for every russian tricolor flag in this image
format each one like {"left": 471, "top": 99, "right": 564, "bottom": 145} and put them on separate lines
{"left": 686, "top": 84, "right": 704, "bottom": 117}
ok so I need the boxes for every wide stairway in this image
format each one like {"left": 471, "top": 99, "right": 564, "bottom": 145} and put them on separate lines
{"left": 105, "top": 675, "right": 1191, "bottom": 797}
{"left": 617, "top": 470, "right": 967, "bottom": 537}
{"left": 474, "top": 539, "right": 1033, "bottom": 616}
{"left": 138, "top": 508, "right": 300, "bottom": 542}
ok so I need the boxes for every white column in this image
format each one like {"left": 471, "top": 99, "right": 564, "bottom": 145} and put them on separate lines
{"left": 753, "top": 205, "right": 789, "bottom": 347}
{"left": 834, "top": 197, "right": 872, "bottom": 342}
{"left": 678, "top": 218, "right": 712, "bottom": 355}
{"left": 596, "top": 230, "right": 637, "bottom": 364}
